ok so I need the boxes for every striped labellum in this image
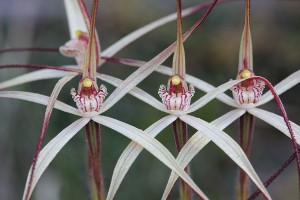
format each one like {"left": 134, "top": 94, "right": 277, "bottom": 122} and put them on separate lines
{"left": 159, "top": 75, "right": 195, "bottom": 111}
{"left": 71, "top": 77, "right": 107, "bottom": 114}
{"left": 232, "top": 69, "right": 265, "bottom": 105}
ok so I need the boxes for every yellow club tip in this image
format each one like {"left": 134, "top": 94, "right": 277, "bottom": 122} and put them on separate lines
{"left": 241, "top": 69, "right": 251, "bottom": 79}
{"left": 171, "top": 75, "right": 181, "bottom": 85}
{"left": 83, "top": 78, "right": 93, "bottom": 88}
{"left": 75, "top": 30, "right": 83, "bottom": 38}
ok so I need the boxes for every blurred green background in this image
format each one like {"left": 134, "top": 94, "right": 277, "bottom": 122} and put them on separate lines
{"left": 0, "top": 0, "right": 300, "bottom": 199}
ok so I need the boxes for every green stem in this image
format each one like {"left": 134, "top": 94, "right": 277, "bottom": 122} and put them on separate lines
{"left": 172, "top": 118, "right": 192, "bottom": 200}
{"left": 237, "top": 113, "right": 254, "bottom": 200}
{"left": 85, "top": 121, "right": 105, "bottom": 200}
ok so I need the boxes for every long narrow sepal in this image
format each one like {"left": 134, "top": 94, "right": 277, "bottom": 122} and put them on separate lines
{"left": 257, "top": 70, "right": 300, "bottom": 106}
{"left": 102, "top": 0, "right": 219, "bottom": 113}
{"left": 22, "top": 118, "right": 90, "bottom": 200}
{"left": 0, "top": 47, "right": 58, "bottom": 54}
{"left": 92, "top": 115, "right": 209, "bottom": 200}
{"left": 106, "top": 115, "right": 177, "bottom": 200}
{"left": 187, "top": 79, "right": 242, "bottom": 113}
{"left": 179, "top": 115, "right": 272, "bottom": 199}
{"left": 63, "top": 0, "right": 88, "bottom": 39}
{"left": 0, "top": 69, "right": 77, "bottom": 90}
{"left": 103, "top": 56, "right": 237, "bottom": 107}
{"left": 162, "top": 109, "right": 246, "bottom": 199}
{"left": 81, "top": 0, "right": 99, "bottom": 78}
{"left": 101, "top": 1, "right": 224, "bottom": 60}
{"left": 238, "top": 0, "right": 253, "bottom": 71}
{"left": 248, "top": 76, "right": 300, "bottom": 193}
{"left": 172, "top": 0, "right": 186, "bottom": 77}
{"left": 0, "top": 91, "right": 81, "bottom": 116}
{"left": 247, "top": 108, "right": 300, "bottom": 144}
{"left": 96, "top": 73, "right": 166, "bottom": 113}
{"left": 23, "top": 75, "right": 75, "bottom": 200}
{"left": 0, "top": 64, "right": 79, "bottom": 72}
{"left": 0, "top": 2, "right": 221, "bottom": 92}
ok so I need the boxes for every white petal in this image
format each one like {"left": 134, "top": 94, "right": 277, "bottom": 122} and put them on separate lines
{"left": 162, "top": 109, "right": 246, "bottom": 199}
{"left": 248, "top": 107, "right": 300, "bottom": 144}
{"left": 186, "top": 74, "right": 237, "bottom": 107}
{"left": 42, "top": 75, "right": 75, "bottom": 116}
{"left": 0, "top": 69, "right": 76, "bottom": 90}
{"left": 23, "top": 75, "right": 77, "bottom": 199}
{"left": 101, "top": 43, "right": 177, "bottom": 113}
{"left": 179, "top": 114, "right": 272, "bottom": 199}
{"left": 101, "top": 4, "right": 208, "bottom": 59}
{"left": 96, "top": 73, "right": 167, "bottom": 113}
{"left": 257, "top": 70, "right": 300, "bottom": 106}
{"left": 187, "top": 79, "right": 242, "bottom": 113}
{"left": 22, "top": 118, "right": 90, "bottom": 200}
{"left": 106, "top": 115, "right": 177, "bottom": 200}
{"left": 63, "top": 0, "right": 88, "bottom": 39}
{"left": 92, "top": 115, "right": 209, "bottom": 200}
{"left": 0, "top": 91, "right": 81, "bottom": 116}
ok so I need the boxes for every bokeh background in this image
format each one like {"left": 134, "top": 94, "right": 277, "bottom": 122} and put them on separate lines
{"left": 0, "top": 0, "right": 300, "bottom": 199}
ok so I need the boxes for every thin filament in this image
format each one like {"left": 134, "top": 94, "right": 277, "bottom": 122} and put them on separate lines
{"left": 248, "top": 148, "right": 300, "bottom": 200}
{"left": 0, "top": 47, "right": 58, "bottom": 54}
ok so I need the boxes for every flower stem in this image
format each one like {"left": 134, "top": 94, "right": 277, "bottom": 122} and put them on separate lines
{"left": 85, "top": 121, "right": 105, "bottom": 200}
{"left": 172, "top": 118, "right": 192, "bottom": 200}
{"left": 237, "top": 113, "right": 254, "bottom": 200}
